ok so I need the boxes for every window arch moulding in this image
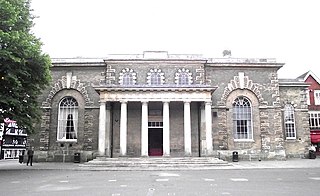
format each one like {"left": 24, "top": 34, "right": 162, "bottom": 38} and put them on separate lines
{"left": 42, "top": 72, "right": 93, "bottom": 108}
{"left": 218, "top": 72, "right": 267, "bottom": 107}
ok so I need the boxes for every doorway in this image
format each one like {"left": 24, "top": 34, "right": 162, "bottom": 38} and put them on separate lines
{"left": 148, "top": 128, "right": 163, "bottom": 156}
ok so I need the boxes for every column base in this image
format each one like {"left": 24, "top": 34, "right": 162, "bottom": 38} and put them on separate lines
{"left": 184, "top": 153, "right": 192, "bottom": 157}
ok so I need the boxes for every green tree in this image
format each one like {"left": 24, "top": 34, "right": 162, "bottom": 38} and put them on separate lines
{"left": 0, "top": 0, "right": 51, "bottom": 133}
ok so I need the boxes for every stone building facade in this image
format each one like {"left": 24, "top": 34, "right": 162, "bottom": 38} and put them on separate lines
{"left": 30, "top": 51, "right": 310, "bottom": 162}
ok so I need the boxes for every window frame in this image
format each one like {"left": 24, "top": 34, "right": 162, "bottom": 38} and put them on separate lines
{"left": 175, "top": 68, "right": 193, "bottom": 85}
{"left": 309, "top": 111, "right": 320, "bottom": 130}
{"left": 122, "top": 72, "right": 134, "bottom": 85}
{"left": 147, "top": 68, "right": 165, "bottom": 85}
{"left": 119, "top": 68, "right": 136, "bottom": 85}
{"left": 232, "top": 96, "right": 253, "bottom": 141}
{"left": 57, "top": 96, "right": 78, "bottom": 142}
{"left": 306, "top": 90, "right": 310, "bottom": 105}
{"left": 150, "top": 72, "right": 162, "bottom": 85}
{"left": 314, "top": 90, "right": 320, "bottom": 105}
{"left": 284, "top": 104, "right": 296, "bottom": 139}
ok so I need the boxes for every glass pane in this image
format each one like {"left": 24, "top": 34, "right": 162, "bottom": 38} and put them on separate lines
{"left": 233, "top": 97, "right": 252, "bottom": 139}
{"left": 58, "top": 97, "right": 78, "bottom": 140}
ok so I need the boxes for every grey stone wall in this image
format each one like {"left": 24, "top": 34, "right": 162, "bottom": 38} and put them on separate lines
{"left": 31, "top": 64, "right": 104, "bottom": 162}
{"left": 103, "top": 60, "right": 206, "bottom": 85}
{"left": 279, "top": 85, "right": 310, "bottom": 158}
{"left": 206, "top": 65, "right": 287, "bottom": 160}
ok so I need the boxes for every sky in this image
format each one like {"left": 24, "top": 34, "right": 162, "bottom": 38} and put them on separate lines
{"left": 30, "top": 0, "right": 320, "bottom": 79}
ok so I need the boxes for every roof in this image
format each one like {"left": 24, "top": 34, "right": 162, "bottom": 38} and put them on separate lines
{"left": 297, "top": 70, "right": 320, "bottom": 84}
{"left": 51, "top": 51, "right": 282, "bottom": 65}
{"left": 278, "top": 79, "right": 310, "bottom": 87}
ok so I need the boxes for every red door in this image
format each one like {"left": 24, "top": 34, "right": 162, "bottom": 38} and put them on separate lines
{"left": 148, "top": 128, "right": 163, "bottom": 156}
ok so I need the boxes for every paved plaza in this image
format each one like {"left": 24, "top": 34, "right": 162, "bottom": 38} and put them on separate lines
{"left": 1, "top": 158, "right": 320, "bottom": 196}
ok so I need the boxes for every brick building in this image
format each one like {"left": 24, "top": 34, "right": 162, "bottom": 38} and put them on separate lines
{"left": 297, "top": 71, "right": 320, "bottom": 154}
{"left": 30, "top": 51, "right": 310, "bottom": 162}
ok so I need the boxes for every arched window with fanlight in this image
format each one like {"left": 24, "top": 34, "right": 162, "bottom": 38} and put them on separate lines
{"left": 233, "top": 96, "right": 253, "bottom": 140}
{"left": 57, "top": 97, "right": 78, "bottom": 141}
{"left": 175, "top": 68, "right": 193, "bottom": 85}
{"left": 119, "top": 68, "right": 136, "bottom": 85}
{"left": 147, "top": 68, "right": 165, "bottom": 85}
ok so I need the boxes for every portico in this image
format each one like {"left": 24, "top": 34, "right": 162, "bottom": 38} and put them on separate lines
{"left": 96, "top": 86, "right": 216, "bottom": 157}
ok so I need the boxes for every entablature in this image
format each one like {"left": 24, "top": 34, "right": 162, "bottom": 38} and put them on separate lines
{"left": 95, "top": 86, "right": 216, "bottom": 102}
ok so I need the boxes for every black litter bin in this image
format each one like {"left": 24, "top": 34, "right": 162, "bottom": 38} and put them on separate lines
{"left": 19, "top": 155, "right": 23, "bottom": 164}
{"left": 309, "top": 150, "right": 316, "bottom": 159}
{"left": 232, "top": 151, "right": 239, "bottom": 162}
{"left": 74, "top": 153, "right": 80, "bottom": 163}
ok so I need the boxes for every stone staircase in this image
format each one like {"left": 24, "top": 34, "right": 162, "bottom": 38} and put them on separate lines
{"left": 80, "top": 157, "right": 231, "bottom": 170}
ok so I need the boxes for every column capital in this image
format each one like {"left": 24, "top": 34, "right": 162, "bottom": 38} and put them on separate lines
{"left": 205, "top": 101, "right": 212, "bottom": 105}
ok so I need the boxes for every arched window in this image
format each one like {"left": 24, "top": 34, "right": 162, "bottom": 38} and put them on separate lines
{"left": 57, "top": 97, "right": 78, "bottom": 141}
{"left": 147, "top": 68, "right": 164, "bottom": 85}
{"left": 284, "top": 104, "right": 296, "bottom": 139}
{"left": 119, "top": 68, "right": 136, "bottom": 85}
{"left": 233, "top": 96, "right": 253, "bottom": 140}
{"left": 175, "top": 68, "right": 193, "bottom": 85}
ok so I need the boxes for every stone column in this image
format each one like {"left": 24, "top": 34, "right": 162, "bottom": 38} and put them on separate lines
{"left": 141, "top": 101, "right": 148, "bottom": 156}
{"left": 120, "top": 101, "right": 127, "bottom": 156}
{"left": 98, "top": 101, "right": 106, "bottom": 156}
{"left": 205, "top": 101, "right": 213, "bottom": 155}
{"left": 184, "top": 101, "right": 192, "bottom": 156}
{"left": 105, "top": 103, "right": 112, "bottom": 157}
{"left": 163, "top": 101, "right": 170, "bottom": 156}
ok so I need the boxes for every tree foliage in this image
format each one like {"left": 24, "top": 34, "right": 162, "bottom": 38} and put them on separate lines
{"left": 0, "top": 0, "right": 51, "bottom": 133}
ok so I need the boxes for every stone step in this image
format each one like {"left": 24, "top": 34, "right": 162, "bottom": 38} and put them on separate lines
{"left": 95, "top": 157, "right": 224, "bottom": 161}
{"left": 81, "top": 157, "right": 231, "bottom": 170}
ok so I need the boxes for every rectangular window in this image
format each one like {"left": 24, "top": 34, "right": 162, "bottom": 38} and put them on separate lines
{"left": 309, "top": 112, "right": 320, "bottom": 130}
{"left": 315, "top": 90, "right": 320, "bottom": 105}
{"left": 148, "top": 121, "right": 163, "bottom": 128}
